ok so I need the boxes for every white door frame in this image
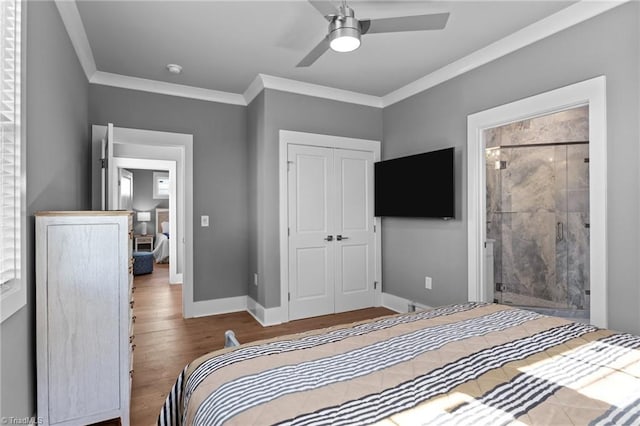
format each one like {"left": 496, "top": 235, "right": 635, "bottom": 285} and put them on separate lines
{"left": 91, "top": 125, "right": 195, "bottom": 318}
{"left": 112, "top": 158, "right": 178, "bottom": 284}
{"left": 467, "top": 76, "right": 608, "bottom": 328}
{"left": 279, "top": 130, "right": 382, "bottom": 322}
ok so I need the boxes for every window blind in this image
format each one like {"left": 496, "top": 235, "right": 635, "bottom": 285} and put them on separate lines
{"left": 0, "top": 0, "right": 22, "bottom": 295}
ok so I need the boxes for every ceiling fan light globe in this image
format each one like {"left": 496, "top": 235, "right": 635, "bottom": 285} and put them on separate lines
{"left": 329, "top": 27, "right": 361, "bottom": 53}
{"left": 330, "top": 35, "right": 360, "bottom": 52}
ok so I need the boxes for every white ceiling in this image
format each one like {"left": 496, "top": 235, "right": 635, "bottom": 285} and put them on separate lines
{"left": 75, "top": 0, "right": 576, "bottom": 98}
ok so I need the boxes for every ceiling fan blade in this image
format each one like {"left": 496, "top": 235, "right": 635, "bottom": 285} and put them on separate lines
{"left": 360, "top": 12, "right": 449, "bottom": 35}
{"left": 308, "top": 0, "right": 339, "bottom": 20}
{"left": 296, "top": 36, "right": 331, "bottom": 67}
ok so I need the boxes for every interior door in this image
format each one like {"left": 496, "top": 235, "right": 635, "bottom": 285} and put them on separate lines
{"left": 288, "top": 145, "right": 335, "bottom": 320}
{"left": 101, "top": 123, "right": 115, "bottom": 210}
{"left": 118, "top": 169, "right": 133, "bottom": 210}
{"left": 288, "top": 144, "right": 335, "bottom": 320}
{"left": 288, "top": 144, "right": 376, "bottom": 320}
{"left": 334, "top": 148, "right": 376, "bottom": 312}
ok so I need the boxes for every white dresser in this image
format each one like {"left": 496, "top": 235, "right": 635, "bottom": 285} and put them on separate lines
{"left": 36, "top": 211, "right": 135, "bottom": 426}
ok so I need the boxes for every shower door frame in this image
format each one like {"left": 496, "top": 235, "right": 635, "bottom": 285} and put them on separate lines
{"left": 489, "top": 141, "right": 589, "bottom": 310}
{"left": 466, "top": 76, "right": 608, "bottom": 328}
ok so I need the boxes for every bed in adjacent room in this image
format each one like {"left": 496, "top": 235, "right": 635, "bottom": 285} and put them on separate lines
{"left": 153, "top": 208, "right": 170, "bottom": 263}
{"left": 159, "top": 302, "right": 640, "bottom": 425}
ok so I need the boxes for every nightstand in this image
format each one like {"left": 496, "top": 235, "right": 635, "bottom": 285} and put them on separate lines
{"left": 134, "top": 235, "right": 154, "bottom": 252}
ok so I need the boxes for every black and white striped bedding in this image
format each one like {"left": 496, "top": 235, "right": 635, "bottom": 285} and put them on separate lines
{"left": 159, "top": 303, "right": 640, "bottom": 425}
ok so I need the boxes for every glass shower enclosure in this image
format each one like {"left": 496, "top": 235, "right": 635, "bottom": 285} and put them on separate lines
{"left": 486, "top": 142, "right": 590, "bottom": 317}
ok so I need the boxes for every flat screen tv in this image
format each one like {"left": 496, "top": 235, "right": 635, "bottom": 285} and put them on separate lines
{"left": 375, "top": 147, "right": 454, "bottom": 219}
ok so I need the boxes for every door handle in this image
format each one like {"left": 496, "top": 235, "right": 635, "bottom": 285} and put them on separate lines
{"left": 324, "top": 235, "right": 334, "bottom": 241}
{"left": 336, "top": 235, "right": 349, "bottom": 241}
{"left": 556, "top": 222, "right": 564, "bottom": 241}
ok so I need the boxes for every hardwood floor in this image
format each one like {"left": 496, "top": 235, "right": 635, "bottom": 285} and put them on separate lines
{"left": 129, "top": 264, "right": 394, "bottom": 425}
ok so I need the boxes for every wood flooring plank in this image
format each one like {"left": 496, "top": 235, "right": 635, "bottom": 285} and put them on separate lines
{"left": 127, "top": 263, "right": 394, "bottom": 425}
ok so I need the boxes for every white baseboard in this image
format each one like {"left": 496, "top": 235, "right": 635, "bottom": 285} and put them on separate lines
{"left": 381, "top": 292, "right": 411, "bottom": 313}
{"left": 191, "top": 295, "right": 282, "bottom": 326}
{"left": 381, "top": 292, "right": 432, "bottom": 313}
{"left": 190, "top": 295, "right": 248, "bottom": 318}
{"left": 247, "top": 296, "right": 282, "bottom": 327}
{"left": 191, "top": 294, "right": 397, "bottom": 325}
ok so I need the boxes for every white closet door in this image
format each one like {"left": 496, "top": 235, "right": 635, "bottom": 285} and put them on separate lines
{"left": 288, "top": 144, "right": 335, "bottom": 320}
{"left": 287, "top": 144, "right": 376, "bottom": 320}
{"left": 334, "top": 149, "right": 376, "bottom": 312}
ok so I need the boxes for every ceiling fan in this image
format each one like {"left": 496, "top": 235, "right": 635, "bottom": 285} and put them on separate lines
{"left": 297, "top": 0, "right": 450, "bottom": 67}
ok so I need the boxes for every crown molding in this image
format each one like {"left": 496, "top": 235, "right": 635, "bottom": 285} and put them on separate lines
{"left": 243, "top": 74, "right": 266, "bottom": 105}
{"left": 258, "top": 74, "right": 383, "bottom": 108}
{"left": 54, "top": 0, "right": 96, "bottom": 80}
{"left": 90, "top": 71, "right": 383, "bottom": 108}
{"left": 90, "top": 71, "right": 247, "bottom": 106}
{"left": 382, "top": 0, "right": 628, "bottom": 107}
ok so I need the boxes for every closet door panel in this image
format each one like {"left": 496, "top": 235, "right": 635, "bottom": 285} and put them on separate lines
{"left": 339, "top": 156, "right": 369, "bottom": 232}
{"left": 288, "top": 144, "right": 335, "bottom": 320}
{"left": 334, "top": 149, "right": 376, "bottom": 313}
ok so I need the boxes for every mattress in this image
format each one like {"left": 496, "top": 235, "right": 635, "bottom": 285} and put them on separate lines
{"left": 159, "top": 302, "right": 640, "bottom": 425}
{"left": 153, "top": 232, "right": 170, "bottom": 263}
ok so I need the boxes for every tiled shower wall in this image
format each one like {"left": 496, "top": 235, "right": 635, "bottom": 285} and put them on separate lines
{"left": 485, "top": 106, "right": 590, "bottom": 310}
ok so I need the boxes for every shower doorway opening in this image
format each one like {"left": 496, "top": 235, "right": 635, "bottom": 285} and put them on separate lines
{"left": 485, "top": 106, "right": 590, "bottom": 321}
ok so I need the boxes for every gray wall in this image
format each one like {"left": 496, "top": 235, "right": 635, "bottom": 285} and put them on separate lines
{"left": 88, "top": 85, "right": 248, "bottom": 302}
{"left": 382, "top": 3, "right": 640, "bottom": 333}
{"left": 0, "top": 1, "right": 90, "bottom": 417}
{"left": 253, "top": 89, "right": 383, "bottom": 308}
{"left": 130, "top": 169, "right": 170, "bottom": 235}
{"left": 247, "top": 92, "right": 265, "bottom": 303}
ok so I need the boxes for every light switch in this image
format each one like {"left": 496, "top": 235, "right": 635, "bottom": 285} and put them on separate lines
{"left": 425, "top": 276, "right": 432, "bottom": 289}
{"left": 201, "top": 215, "right": 209, "bottom": 227}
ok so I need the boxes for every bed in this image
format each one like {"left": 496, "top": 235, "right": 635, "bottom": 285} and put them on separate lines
{"left": 153, "top": 208, "right": 170, "bottom": 263}
{"left": 158, "top": 302, "right": 640, "bottom": 425}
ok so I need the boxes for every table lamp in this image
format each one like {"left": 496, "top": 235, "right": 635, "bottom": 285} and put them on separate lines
{"left": 137, "top": 211, "right": 151, "bottom": 235}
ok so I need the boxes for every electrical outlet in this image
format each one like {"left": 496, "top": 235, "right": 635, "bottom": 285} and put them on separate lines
{"left": 253, "top": 273, "right": 258, "bottom": 286}
{"left": 425, "top": 276, "right": 432, "bottom": 290}
{"left": 201, "top": 215, "right": 209, "bottom": 227}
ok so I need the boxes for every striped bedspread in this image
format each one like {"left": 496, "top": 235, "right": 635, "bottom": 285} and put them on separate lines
{"left": 158, "top": 303, "right": 640, "bottom": 425}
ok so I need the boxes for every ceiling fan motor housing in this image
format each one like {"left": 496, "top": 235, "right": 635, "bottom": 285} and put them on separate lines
{"left": 328, "top": 6, "right": 361, "bottom": 51}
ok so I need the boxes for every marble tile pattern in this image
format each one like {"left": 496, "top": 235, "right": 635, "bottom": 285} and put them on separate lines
{"left": 485, "top": 105, "right": 589, "bottom": 148}
{"left": 484, "top": 107, "right": 590, "bottom": 311}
